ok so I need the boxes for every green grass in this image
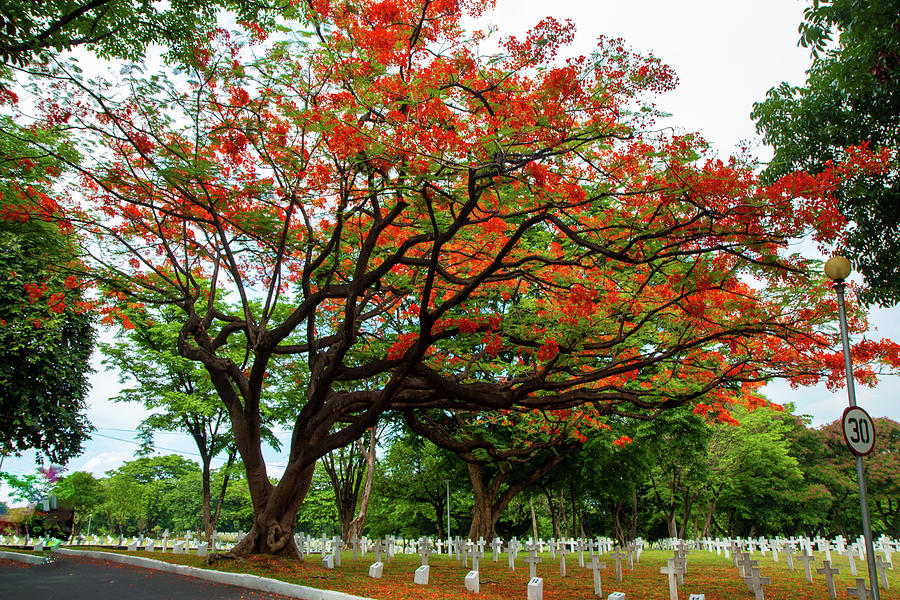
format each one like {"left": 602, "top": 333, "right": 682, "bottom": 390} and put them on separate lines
{"left": 57, "top": 546, "right": 899, "bottom": 600}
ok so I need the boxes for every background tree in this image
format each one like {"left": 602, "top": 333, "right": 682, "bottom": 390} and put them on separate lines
{"left": 100, "top": 301, "right": 285, "bottom": 543}
{"left": 0, "top": 0, "right": 286, "bottom": 66}
{"left": 406, "top": 409, "right": 580, "bottom": 540}
{"left": 101, "top": 468, "right": 146, "bottom": 537}
{"left": 110, "top": 455, "right": 200, "bottom": 535}
{"left": 53, "top": 470, "right": 104, "bottom": 536}
{"left": 369, "top": 432, "right": 467, "bottom": 539}
{"left": 27, "top": 0, "right": 900, "bottom": 557}
{"left": 569, "top": 421, "right": 652, "bottom": 545}
{"left": 640, "top": 408, "right": 711, "bottom": 540}
{"left": 701, "top": 402, "right": 804, "bottom": 538}
{"left": 753, "top": 0, "right": 900, "bottom": 306}
{"left": 780, "top": 411, "right": 839, "bottom": 537}
{"left": 294, "top": 464, "right": 339, "bottom": 535}
{"left": 320, "top": 424, "right": 380, "bottom": 542}
{"left": 817, "top": 416, "right": 900, "bottom": 537}
{"left": 0, "top": 228, "right": 94, "bottom": 464}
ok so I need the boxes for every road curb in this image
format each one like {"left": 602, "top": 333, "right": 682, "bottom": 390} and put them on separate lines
{"left": 0, "top": 550, "right": 46, "bottom": 564}
{"left": 52, "top": 547, "right": 374, "bottom": 600}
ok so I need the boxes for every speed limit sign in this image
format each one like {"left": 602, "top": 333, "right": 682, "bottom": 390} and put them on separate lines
{"left": 841, "top": 406, "right": 876, "bottom": 456}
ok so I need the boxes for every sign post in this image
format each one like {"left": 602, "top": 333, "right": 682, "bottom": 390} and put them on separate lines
{"left": 842, "top": 406, "right": 876, "bottom": 457}
{"left": 825, "top": 256, "right": 880, "bottom": 600}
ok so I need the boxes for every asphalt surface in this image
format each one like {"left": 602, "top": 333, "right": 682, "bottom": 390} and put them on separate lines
{"left": 0, "top": 554, "right": 296, "bottom": 600}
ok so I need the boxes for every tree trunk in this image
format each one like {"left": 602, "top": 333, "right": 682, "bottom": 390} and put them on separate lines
{"left": 226, "top": 462, "right": 316, "bottom": 557}
{"left": 613, "top": 499, "right": 626, "bottom": 547}
{"left": 346, "top": 428, "right": 377, "bottom": 541}
{"left": 629, "top": 490, "right": 638, "bottom": 543}
{"left": 679, "top": 489, "right": 694, "bottom": 539}
{"left": 542, "top": 487, "right": 560, "bottom": 538}
{"left": 648, "top": 471, "right": 678, "bottom": 539}
{"left": 530, "top": 497, "right": 539, "bottom": 540}
{"left": 569, "top": 479, "right": 578, "bottom": 540}
{"left": 201, "top": 455, "right": 214, "bottom": 544}
{"left": 701, "top": 497, "right": 716, "bottom": 538}
{"left": 559, "top": 488, "right": 569, "bottom": 538}
{"left": 469, "top": 494, "right": 496, "bottom": 540}
{"left": 467, "top": 462, "right": 504, "bottom": 540}
{"left": 210, "top": 450, "right": 235, "bottom": 541}
{"left": 466, "top": 449, "right": 572, "bottom": 541}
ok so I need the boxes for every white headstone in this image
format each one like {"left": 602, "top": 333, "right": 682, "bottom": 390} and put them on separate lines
{"left": 414, "top": 565, "right": 430, "bottom": 585}
{"left": 197, "top": 542, "right": 208, "bottom": 557}
{"left": 322, "top": 555, "right": 334, "bottom": 569}
{"left": 610, "top": 550, "right": 625, "bottom": 582}
{"left": 607, "top": 593, "right": 626, "bottom": 600}
{"left": 527, "top": 577, "right": 543, "bottom": 600}
{"left": 369, "top": 562, "right": 384, "bottom": 579}
{"left": 465, "top": 570, "right": 480, "bottom": 594}
{"left": 418, "top": 538, "right": 433, "bottom": 566}
{"left": 491, "top": 538, "right": 502, "bottom": 562}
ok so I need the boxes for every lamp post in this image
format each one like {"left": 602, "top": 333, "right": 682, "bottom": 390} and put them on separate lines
{"left": 824, "top": 255, "right": 880, "bottom": 600}
{"left": 444, "top": 479, "right": 451, "bottom": 556}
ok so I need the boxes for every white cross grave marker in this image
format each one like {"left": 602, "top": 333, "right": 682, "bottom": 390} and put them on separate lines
{"left": 660, "top": 557, "right": 681, "bottom": 600}
{"left": 418, "top": 537, "right": 433, "bottom": 566}
{"left": 876, "top": 556, "right": 892, "bottom": 589}
{"left": 588, "top": 554, "right": 606, "bottom": 598}
{"left": 610, "top": 549, "right": 626, "bottom": 582}
{"left": 523, "top": 546, "right": 542, "bottom": 579}
{"left": 796, "top": 551, "right": 816, "bottom": 582}
{"left": 817, "top": 559, "right": 841, "bottom": 599}
{"left": 847, "top": 578, "right": 873, "bottom": 600}
{"left": 743, "top": 566, "right": 771, "bottom": 600}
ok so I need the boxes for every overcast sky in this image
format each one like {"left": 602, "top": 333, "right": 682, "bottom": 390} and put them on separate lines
{"left": 3, "top": 0, "right": 898, "bottom": 501}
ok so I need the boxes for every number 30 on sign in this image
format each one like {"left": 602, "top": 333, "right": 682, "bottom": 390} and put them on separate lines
{"left": 841, "top": 406, "right": 876, "bottom": 456}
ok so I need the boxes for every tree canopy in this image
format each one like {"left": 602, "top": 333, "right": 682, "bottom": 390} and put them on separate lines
{"left": 12, "top": 0, "right": 900, "bottom": 556}
{"left": 0, "top": 0, "right": 285, "bottom": 66}
{"left": 753, "top": 0, "right": 900, "bottom": 306}
{"left": 0, "top": 228, "right": 94, "bottom": 464}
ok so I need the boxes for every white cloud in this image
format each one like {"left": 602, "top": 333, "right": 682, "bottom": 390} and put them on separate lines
{"left": 81, "top": 451, "right": 135, "bottom": 477}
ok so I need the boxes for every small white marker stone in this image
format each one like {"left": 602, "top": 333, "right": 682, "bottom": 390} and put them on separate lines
{"left": 527, "top": 577, "right": 543, "bottom": 600}
{"left": 415, "top": 565, "right": 430, "bottom": 585}
{"left": 369, "top": 562, "right": 384, "bottom": 579}
{"left": 465, "top": 570, "right": 480, "bottom": 594}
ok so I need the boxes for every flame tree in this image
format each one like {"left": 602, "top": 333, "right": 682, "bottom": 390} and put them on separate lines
{"left": 21, "top": 0, "right": 899, "bottom": 556}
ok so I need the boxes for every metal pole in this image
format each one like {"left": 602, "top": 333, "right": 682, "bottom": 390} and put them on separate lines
{"left": 445, "top": 479, "right": 451, "bottom": 554}
{"left": 835, "top": 281, "right": 880, "bottom": 600}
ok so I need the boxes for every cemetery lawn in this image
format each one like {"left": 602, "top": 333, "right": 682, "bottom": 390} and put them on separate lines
{"left": 76, "top": 548, "right": 900, "bottom": 600}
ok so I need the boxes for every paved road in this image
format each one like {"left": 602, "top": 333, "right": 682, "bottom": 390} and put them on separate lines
{"left": 0, "top": 554, "right": 295, "bottom": 600}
